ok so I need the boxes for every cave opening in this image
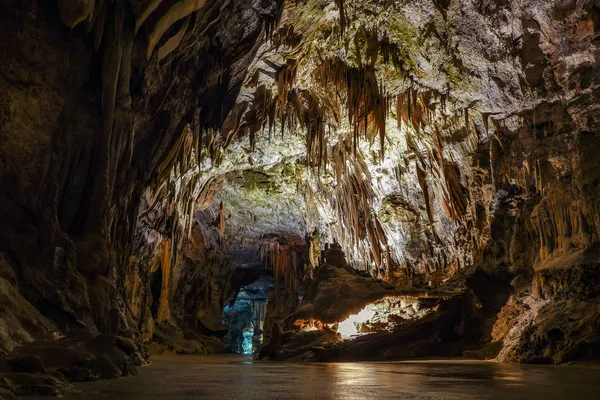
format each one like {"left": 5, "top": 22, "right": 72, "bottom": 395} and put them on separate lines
{"left": 222, "top": 276, "right": 272, "bottom": 355}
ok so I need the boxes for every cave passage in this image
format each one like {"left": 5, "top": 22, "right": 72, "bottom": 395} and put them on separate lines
{"left": 1, "top": 0, "right": 600, "bottom": 398}
{"left": 222, "top": 277, "right": 272, "bottom": 355}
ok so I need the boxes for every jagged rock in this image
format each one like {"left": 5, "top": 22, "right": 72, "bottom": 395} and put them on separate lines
{"left": 57, "top": 366, "right": 99, "bottom": 383}
{"left": 146, "top": 321, "right": 228, "bottom": 355}
{"left": 0, "top": 388, "right": 16, "bottom": 400}
{"left": 0, "top": 377, "right": 17, "bottom": 400}
{"left": 0, "top": 373, "right": 72, "bottom": 397}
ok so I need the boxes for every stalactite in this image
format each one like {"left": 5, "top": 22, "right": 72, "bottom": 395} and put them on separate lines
{"left": 333, "top": 0, "right": 347, "bottom": 35}
{"left": 396, "top": 94, "right": 404, "bottom": 130}
{"left": 260, "top": 240, "right": 298, "bottom": 291}
{"left": 433, "top": 0, "right": 451, "bottom": 20}
{"left": 379, "top": 31, "right": 404, "bottom": 70}
{"left": 56, "top": 0, "right": 96, "bottom": 28}
{"left": 91, "top": 1, "right": 107, "bottom": 51}
{"left": 146, "top": 0, "right": 208, "bottom": 59}
{"left": 317, "top": 56, "right": 390, "bottom": 158}
{"left": 156, "top": 239, "right": 172, "bottom": 322}
{"left": 157, "top": 15, "right": 191, "bottom": 61}
{"left": 276, "top": 59, "right": 298, "bottom": 114}
{"left": 483, "top": 112, "right": 489, "bottom": 136}
{"left": 135, "top": 0, "right": 163, "bottom": 33}
{"left": 219, "top": 200, "right": 226, "bottom": 239}
{"left": 433, "top": 125, "right": 459, "bottom": 221}
{"left": 324, "top": 139, "right": 389, "bottom": 272}
{"left": 273, "top": 22, "right": 303, "bottom": 49}
{"left": 196, "top": 0, "right": 233, "bottom": 40}
{"left": 416, "top": 163, "right": 435, "bottom": 226}
{"left": 156, "top": 124, "right": 195, "bottom": 185}
{"left": 264, "top": 13, "right": 278, "bottom": 41}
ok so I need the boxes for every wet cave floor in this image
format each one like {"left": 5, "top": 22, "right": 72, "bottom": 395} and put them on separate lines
{"left": 31, "top": 354, "right": 600, "bottom": 400}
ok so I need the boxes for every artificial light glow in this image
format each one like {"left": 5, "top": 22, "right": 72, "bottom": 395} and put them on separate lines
{"left": 337, "top": 305, "right": 376, "bottom": 339}
{"left": 242, "top": 330, "right": 254, "bottom": 355}
{"left": 293, "top": 318, "right": 325, "bottom": 332}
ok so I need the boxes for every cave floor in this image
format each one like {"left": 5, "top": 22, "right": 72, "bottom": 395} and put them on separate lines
{"left": 33, "top": 354, "right": 600, "bottom": 400}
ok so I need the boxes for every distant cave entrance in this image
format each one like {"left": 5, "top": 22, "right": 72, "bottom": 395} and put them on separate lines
{"left": 222, "top": 276, "right": 273, "bottom": 355}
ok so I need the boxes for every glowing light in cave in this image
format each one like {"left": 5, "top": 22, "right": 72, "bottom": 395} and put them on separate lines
{"left": 242, "top": 330, "right": 254, "bottom": 355}
{"left": 337, "top": 304, "right": 376, "bottom": 339}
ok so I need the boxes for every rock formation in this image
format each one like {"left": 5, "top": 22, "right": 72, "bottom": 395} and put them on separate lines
{"left": 1, "top": 0, "right": 599, "bottom": 396}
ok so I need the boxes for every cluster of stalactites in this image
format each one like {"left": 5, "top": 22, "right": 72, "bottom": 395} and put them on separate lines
{"left": 234, "top": 11, "right": 431, "bottom": 176}
{"left": 239, "top": 57, "right": 334, "bottom": 173}
{"left": 318, "top": 56, "right": 391, "bottom": 158}
{"left": 395, "top": 88, "right": 441, "bottom": 135}
{"left": 260, "top": 240, "right": 298, "bottom": 292}
{"left": 237, "top": 20, "right": 413, "bottom": 175}
{"left": 137, "top": 238, "right": 175, "bottom": 324}
{"left": 332, "top": 146, "right": 389, "bottom": 274}
{"left": 302, "top": 137, "right": 390, "bottom": 276}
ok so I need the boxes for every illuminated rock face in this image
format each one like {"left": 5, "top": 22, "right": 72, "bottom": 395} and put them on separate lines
{"left": 336, "top": 297, "right": 432, "bottom": 339}
{"left": 337, "top": 306, "right": 378, "bottom": 339}
{"left": 244, "top": 0, "right": 600, "bottom": 365}
{"left": 0, "top": 1, "right": 599, "bottom": 395}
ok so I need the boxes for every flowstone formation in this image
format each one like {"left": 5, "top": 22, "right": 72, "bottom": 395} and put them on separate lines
{"left": 0, "top": 0, "right": 600, "bottom": 397}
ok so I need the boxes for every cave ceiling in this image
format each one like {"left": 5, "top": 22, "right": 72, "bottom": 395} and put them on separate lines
{"left": 159, "top": 0, "right": 600, "bottom": 279}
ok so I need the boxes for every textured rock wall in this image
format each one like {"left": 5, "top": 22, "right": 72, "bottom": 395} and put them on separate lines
{"left": 0, "top": 0, "right": 281, "bottom": 370}
{"left": 126, "top": 158, "right": 309, "bottom": 353}
{"left": 211, "top": 0, "right": 600, "bottom": 363}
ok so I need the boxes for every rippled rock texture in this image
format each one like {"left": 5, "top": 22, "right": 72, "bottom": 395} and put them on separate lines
{"left": 1, "top": 0, "right": 600, "bottom": 396}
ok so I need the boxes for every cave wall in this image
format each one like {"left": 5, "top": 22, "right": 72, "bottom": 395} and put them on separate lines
{"left": 0, "top": 0, "right": 282, "bottom": 359}
{"left": 215, "top": 0, "right": 600, "bottom": 363}
{"left": 292, "top": 0, "right": 600, "bottom": 286}
{"left": 361, "top": 0, "right": 600, "bottom": 362}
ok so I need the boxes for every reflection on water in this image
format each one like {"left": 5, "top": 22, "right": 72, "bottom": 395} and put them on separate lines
{"left": 33, "top": 355, "right": 600, "bottom": 400}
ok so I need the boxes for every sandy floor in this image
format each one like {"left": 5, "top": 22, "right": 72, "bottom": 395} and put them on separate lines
{"left": 32, "top": 354, "right": 600, "bottom": 400}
